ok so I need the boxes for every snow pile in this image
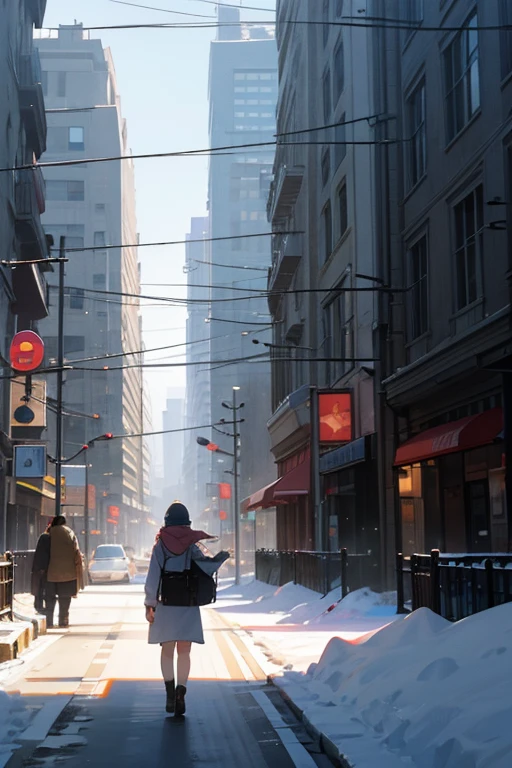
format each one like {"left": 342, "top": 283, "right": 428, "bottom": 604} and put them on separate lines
{"left": 0, "top": 687, "right": 31, "bottom": 757}
{"left": 277, "top": 603, "right": 512, "bottom": 767}
{"left": 215, "top": 581, "right": 399, "bottom": 671}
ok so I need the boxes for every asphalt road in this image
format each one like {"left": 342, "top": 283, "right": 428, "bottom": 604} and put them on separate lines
{"left": 4, "top": 584, "right": 332, "bottom": 768}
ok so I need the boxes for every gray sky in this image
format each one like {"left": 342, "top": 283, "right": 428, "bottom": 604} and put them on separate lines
{"left": 43, "top": 0, "right": 274, "bottom": 469}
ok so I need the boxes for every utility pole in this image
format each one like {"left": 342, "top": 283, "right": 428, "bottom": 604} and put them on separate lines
{"left": 232, "top": 386, "right": 241, "bottom": 585}
{"left": 84, "top": 461, "right": 90, "bottom": 562}
{"left": 55, "top": 236, "right": 65, "bottom": 517}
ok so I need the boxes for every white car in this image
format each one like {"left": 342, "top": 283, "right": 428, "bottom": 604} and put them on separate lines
{"left": 88, "top": 544, "right": 131, "bottom": 584}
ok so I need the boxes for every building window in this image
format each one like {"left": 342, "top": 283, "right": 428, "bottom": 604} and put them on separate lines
{"left": 334, "top": 41, "right": 345, "bottom": 102}
{"left": 95, "top": 203, "right": 105, "bottom": 212}
{"left": 408, "top": 80, "right": 426, "bottom": 186}
{"left": 500, "top": 3, "right": 512, "bottom": 78}
{"left": 322, "top": 201, "right": 332, "bottom": 262}
{"left": 321, "top": 149, "right": 330, "bottom": 187}
{"left": 45, "top": 180, "right": 85, "bottom": 202}
{"left": 57, "top": 71, "right": 66, "bottom": 97}
{"left": 68, "top": 127, "right": 84, "bottom": 151}
{"left": 44, "top": 224, "right": 84, "bottom": 248}
{"left": 93, "top": 273, "right": 106, "bottom": 289}
{"left": 337, "top": 181, "right": 348, "bottom": 239}
{"left": 322, "top": 0, "right": 330, "bottom": 46}
{"left": 323, "top": 69, "right": 331, "bottom": 121}
{"left": 334, "top": 117, "right": 346, "bottom": 169}
{"left": 335, "top": 0, "right": 344, "bottom": 17}
{"left": 323, "top": 285, "right": 354, "bottom": 383}
{"left": 444, "top": 12, "right": 480, "bottom": 142}
{"left": 409, "top": 234, "right": 429, "bottom": 339}
{"left": 69, "top": 288, "right": 85, "bottom": 310}
{"left": 94, "top": 231, "right": 106, "bottom": 247}
{"left": 453, "top": 185, "right": 484, "bottom": 311}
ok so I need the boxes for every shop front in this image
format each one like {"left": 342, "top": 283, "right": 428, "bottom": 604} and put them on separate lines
{"left": 394, "top": 407, "right": 505, "bottom": 555}
{"left": 320, "top": 435, "right": 380, "bottom": 558}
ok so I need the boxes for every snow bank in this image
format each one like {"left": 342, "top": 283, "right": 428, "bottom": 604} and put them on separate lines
{"left": 215, "top": 580, "right": 399, "bottom": 672}
{"left": 278, "top": 602, "right": 512, "bottom": 767}
{"left": 0, "top": 687, "right": 31, "bottom": 757}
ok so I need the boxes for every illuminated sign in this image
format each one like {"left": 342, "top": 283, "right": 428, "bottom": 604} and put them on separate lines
{"left": 318, "top": 392, "right": 352, "bottom": 443}
{"left": 218, "top": 483, "right": 231, "bottom": 500}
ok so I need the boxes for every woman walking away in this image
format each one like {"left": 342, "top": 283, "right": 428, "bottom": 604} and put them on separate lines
{"left": 46, "top": 516, "right": 84, "bottom": 628}
{"left": 144, "top": 502, "right": 229, "bottom": 717}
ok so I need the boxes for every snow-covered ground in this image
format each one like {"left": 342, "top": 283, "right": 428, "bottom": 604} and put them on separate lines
{"left": 0, "top": 687, "right": 32, "bottom": 766}
{"left": 215, "top": 578, "right": 398, "bottom": 672}
{"left": 217, "top": 579, "right": 512, "bottom": 767}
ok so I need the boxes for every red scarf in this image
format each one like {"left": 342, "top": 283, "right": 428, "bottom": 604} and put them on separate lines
{"left": 156, "top": 525, "right": 215, "bottom": 556}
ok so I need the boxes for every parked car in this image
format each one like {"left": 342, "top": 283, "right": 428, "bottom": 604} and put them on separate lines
{"left": 88, "top": 544, "right": 131, "bottom": 584}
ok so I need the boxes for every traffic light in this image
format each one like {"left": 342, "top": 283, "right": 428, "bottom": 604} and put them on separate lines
{"left": 9, "top": 331, "right": 45, "bottom": 372}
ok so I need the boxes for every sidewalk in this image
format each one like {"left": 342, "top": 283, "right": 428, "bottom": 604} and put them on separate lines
{"left": 213, "top": 578, "right": 512, "bottom": 768}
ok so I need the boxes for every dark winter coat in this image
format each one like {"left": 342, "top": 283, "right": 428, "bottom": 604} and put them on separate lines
{"left": 31, "top": 531, "right": 50, "bottom": 597}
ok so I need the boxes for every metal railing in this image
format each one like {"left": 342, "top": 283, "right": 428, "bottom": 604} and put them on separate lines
{"left": 12, "top": 550, "right": 35, "bottom": 596}
{"left": 255, "top": 548, "right": 377, "bottom": 597}
{"left": 397, "top": 550, "right": 512, "bottom": 621}
{"left": 0, "top": 554, "right": 14, "bottom": 620}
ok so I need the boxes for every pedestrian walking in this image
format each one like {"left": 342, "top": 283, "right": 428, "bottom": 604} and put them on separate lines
{"left": 144, "top": 501, "right": 230, "bottom": 716}
{"left": 45, "top": 515, "right": 84, "bottom": 628}
{"left": 31, "top": 524, "right": 51, "bottom": 614}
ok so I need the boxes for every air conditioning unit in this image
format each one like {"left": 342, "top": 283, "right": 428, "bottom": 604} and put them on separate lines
{"left": 10, "top": 377, "right": 47, "bottom": 428}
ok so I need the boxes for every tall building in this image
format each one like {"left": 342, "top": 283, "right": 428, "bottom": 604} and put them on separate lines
{"left": 161, "top": 392, "right": 185, "bottom": 511}
{"left": 0, "top": 0, "right": 50, "bottom": 551}
{"left": 207, "top": 7, "right": 277, "bottom": 537}
{"left": 250, "top": 0, "right": 380, "bottom": 581}
{"left": 373, "top": 0, "right": 511, "bottom": 579}
{"left": 35, "top": 25, "right": 149, "bottom": 550}
{"left": 181, "top": 217, "right": 213, "bottom": 529}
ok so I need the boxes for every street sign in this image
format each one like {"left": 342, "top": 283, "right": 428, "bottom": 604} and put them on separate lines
{"left": 9, "top": 331, "right": 45, "bottom": 372}
{"left": 14, "top": 445, "right": 46, "bottom": 478}
{"left": 11, "top": 378, "right": 46, "bottom": 428}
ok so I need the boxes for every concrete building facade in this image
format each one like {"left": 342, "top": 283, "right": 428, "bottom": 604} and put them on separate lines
{"left": 253, "top": 0, "right": 381, "bottom": 586}
{"left": 0, "top": 0, "right": 50, "bottom": 551}
{"left": 373, "top": 0, "right": 511, "bottom": 579}
{"left": 181, "top": 217, "right": 213, "bottom": 530}
{"left": 207, "top": 7, "right": 277, "bottom": 536}
{"left": 35, "top": 25, "right": 149, "bottom": 550}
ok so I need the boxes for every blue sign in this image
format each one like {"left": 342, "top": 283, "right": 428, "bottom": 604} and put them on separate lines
{"left": 14, "top": 445, "right": 47, "bottom": 478}
{"left": 319, "top": 436, "right": 366, "bottom": 474}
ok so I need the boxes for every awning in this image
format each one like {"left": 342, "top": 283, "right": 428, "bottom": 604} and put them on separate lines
{"left": 273, "top": 458, "right": 310, "bottom": 498}
{"left": 394, "top": 407, "right": 503, "bottom": 466}
{"left": 246, "top": 479, "right": 280, "bottom": 511}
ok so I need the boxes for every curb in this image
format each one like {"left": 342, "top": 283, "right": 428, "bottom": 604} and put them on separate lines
{"left": 13, "top": 610, "right": 47, "bottom": 639}
{"left": 0, "top": 621, "right": 34, "bottom": 663}
{"left": 268, "top": 675, "right": 354, "bottom": 768}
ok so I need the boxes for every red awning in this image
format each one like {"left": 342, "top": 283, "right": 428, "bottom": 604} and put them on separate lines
{"left": 273, "top": 458, "right": 310, "bottom": 498}
{"left": 246, "top": 479, "right": 280, "bottom": 511}
{"left": 394, "top": 407, "right": 503, "bottom": 466}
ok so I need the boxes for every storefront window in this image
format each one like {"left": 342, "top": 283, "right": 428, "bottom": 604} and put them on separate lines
{"left": 399, "top": 464, "right": 425, "bottom": 555}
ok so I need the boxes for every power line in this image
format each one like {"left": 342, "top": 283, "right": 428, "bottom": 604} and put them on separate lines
{"left": 109, "top": 0, "right": 216, "bottom": 17}
{"left": 41, "top": 19, "right": 512, "bottom": 33}
{"left": 48, "top": 231, "right": 301, "bottom": 255}
{"left": 186, "top": 260, "right": 268, "bottom": 272}
{"left": 0, "top": 138, "right": 396, "bottom": 174}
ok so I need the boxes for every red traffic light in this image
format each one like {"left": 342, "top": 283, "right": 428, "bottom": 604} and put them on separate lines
{"left": 219, "top": 510, "right": 228, "bottom": 521}
{"left": 9, "top": 331, "right": 45, "bottom": 372}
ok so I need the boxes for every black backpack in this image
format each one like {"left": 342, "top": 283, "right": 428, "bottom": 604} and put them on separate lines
{"left": 159, "top": 555, "right": 217, "bottom": 607}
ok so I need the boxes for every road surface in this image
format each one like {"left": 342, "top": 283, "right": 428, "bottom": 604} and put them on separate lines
{"left": 3, "top": 583, "right": 332, "bottom": 768}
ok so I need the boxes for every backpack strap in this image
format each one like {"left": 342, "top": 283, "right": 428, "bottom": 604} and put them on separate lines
{"left": 156, "top": 543, "right": 171, "bottom": 603}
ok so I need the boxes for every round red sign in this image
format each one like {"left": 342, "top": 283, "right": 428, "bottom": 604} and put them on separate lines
{"left": 9, "top": 330, "right": 45, "bottom": 372}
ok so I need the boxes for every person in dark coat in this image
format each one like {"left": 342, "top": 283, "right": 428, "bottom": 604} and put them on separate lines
{"left": 31, "top": 525, "right": 51, "bottom": 614}
{"left": 145, "top": 502, "right": 229, "bottom": 716}
{"left": 45, "top": 515, "right": 84, "bottom": 628}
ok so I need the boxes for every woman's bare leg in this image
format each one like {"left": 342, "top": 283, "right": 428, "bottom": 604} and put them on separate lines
{"left": 161, "top": 641, "right": 176, "bottom": 681}
{"left": 176, "top": 641, "right": 192, "bottom": 686}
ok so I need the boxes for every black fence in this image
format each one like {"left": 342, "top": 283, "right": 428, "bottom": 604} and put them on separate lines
{"left": 12, "top": 550, "right": 35, "bottom": 595}
{"left": 255, "top": 549, "right": 378, "bottom": 597}
{"left": 0, "top": 554, "right": 14, "bottom": 620}
{"left": 397, "top": 550, "right": 512, "bottom": 621}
